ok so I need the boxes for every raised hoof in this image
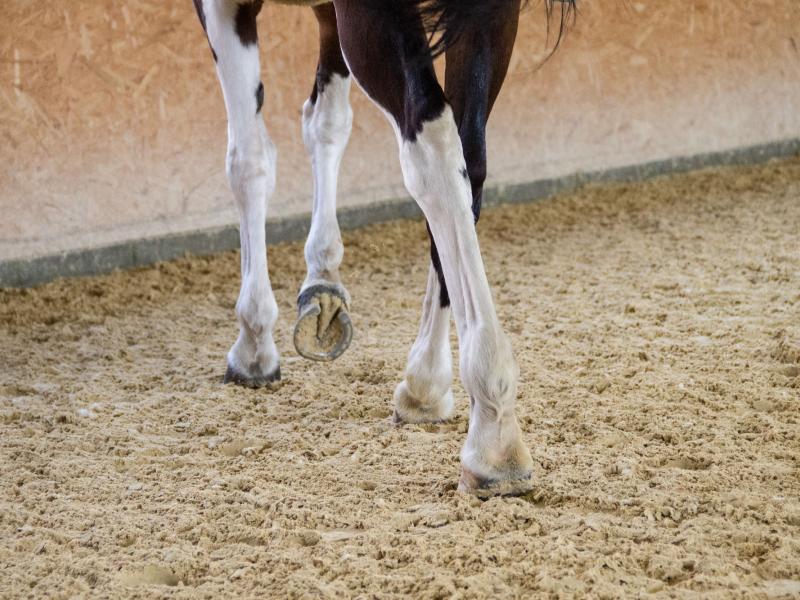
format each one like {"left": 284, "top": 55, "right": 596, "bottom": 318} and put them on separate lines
{"left": 223, "top": 364, "right": 281, "bottom": 389}
{"left": 392, "top": 381, "right": 454, "bottom": 424}
{"left": 457, "top": 468, "right": 533, "bottom": 500}
{"left": 293, "top": 284, "right": 353, "bottom": 362}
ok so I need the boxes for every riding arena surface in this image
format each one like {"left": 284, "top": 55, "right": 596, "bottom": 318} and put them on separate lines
{"left": 1, "top": 158, "right": 799, "bottom": 598}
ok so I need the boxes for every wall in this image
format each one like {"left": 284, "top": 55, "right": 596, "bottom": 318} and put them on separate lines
{"left": 1, "top": 1, "right": 799, "bottom": 262}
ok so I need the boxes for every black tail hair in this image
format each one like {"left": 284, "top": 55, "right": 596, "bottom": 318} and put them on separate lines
{"left": 411, "top": 0, "right": 577, "bottom": 58}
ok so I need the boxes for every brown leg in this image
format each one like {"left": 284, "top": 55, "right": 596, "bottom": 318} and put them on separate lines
{"left": 444, "top": 0, "right": 521, "bottom": 222}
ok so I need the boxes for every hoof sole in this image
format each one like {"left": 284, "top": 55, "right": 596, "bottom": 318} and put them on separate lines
{"left": 457, "top": 469, "right": 533, "bottom": 499}
{"left": 293, "top": 284, "right": 353, "bottom": 362}
{"left": 223, "top": 364, "right": 281, "bottom": 389}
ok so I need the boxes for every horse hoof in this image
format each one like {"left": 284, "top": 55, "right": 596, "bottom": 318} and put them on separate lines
{"left": 293, "top": 284, "right": 353, "bottom": 362}
{"left": 392, "top": 381, "right": 455, "bottom": 424}
{"left": 223, "top": 364, "right": 281, "bottom": 389}
{"left": 457, "top": 468, "right": 533, "bottom": 499}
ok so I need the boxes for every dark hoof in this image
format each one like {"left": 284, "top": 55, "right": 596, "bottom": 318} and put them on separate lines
{"left": 223, "top": 364, "right": 281, "bottom": 389}
{"left": 293, "top": 284, "right": 353, "bottom": 362}
{"left": 457, "top": 468, "right": 533, "bottom": 500}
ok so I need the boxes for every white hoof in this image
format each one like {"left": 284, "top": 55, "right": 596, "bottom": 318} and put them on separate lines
{"left": 459, "top": 430, "right": 534, "bottom": 498}
{"left": 393, "top": 380, "right": 455, "bottom": 424}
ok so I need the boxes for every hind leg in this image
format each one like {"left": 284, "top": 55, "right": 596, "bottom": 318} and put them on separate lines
{"left": 195, "top": 0, "right": 280, "bottom": 386}
{"left": 444, "top": 0, "right": 520, "bottom": 222}
{"left": 393, "top": 263, "right": 454, "bottom": 423}
{"left": 441, "top": 3, "right": 526, "bottom": 495}
{"left": 394, "top": 2, "right": 521, "bottom": 425}
{"left": 335, "top": 0, "right": 532, "bottom": 496}
{"left": 294, "top": 4, "right": 355, "bottom": 362}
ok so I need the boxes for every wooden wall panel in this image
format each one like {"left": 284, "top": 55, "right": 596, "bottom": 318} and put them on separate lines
{"left": 1, "top": 1, "right": 798, "bottom": 260}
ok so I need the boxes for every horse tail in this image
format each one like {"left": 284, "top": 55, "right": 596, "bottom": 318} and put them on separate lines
{"left": 408, "top": 0, "right": 577, "bottom": 58}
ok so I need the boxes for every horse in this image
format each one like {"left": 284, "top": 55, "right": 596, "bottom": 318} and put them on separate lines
{"left": 192, "top": 0, "right": 575, "bottom": 497}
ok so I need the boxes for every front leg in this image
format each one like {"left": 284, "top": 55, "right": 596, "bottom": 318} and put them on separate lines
{"left": 294, "top": 4, "right": 354, "bottom": 362}
{"left": 196, "top": 0, "right": 280, "bottom": 386}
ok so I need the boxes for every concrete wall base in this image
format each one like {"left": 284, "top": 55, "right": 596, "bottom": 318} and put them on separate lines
{"left": 2, "top": 138, "right": 798, "bottom": 288}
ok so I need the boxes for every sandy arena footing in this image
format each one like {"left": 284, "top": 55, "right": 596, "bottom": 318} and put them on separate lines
{"left": 1, "top": 158, "right": 799, "bottom": 598}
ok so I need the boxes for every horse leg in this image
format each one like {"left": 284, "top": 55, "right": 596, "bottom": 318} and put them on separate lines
{"left": 334, "top": 0, "right": 533, "bottom": 496}
{"left": 442, "top": 2, "right": 527, "bottom": 495}
{"left": 393, "top": 261, "right": 454, "bottom": 423}
{"left": 293, "top": 4, "right": 355, "bottom": 362}
{"left": 394, "top": 1, "right": 522, "bottom": 424}
{"left": 194, "top": 0, "right": 280, "bottom": 386}
{"left": 444, "top": 0, "right": 520, "bottom": 223}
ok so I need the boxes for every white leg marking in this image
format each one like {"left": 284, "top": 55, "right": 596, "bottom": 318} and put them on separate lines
{"left": 393, "top": 265, "right": 454, "bottom": 423}
{"left": 292, "top": 74, "right": 354, "bottom": 362}
{"left": 400, "top": 107, "right": 533, "bottom": 490}
{"left": 301, "top": 74, "right": 352, "bottom": 293}
{"left": 205, "top": 0, "right": 279, "bottom": 382}
{"left": 344, "top": 64, "right": 531, "bottom": 491}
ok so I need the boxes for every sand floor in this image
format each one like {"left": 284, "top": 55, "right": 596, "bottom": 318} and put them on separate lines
{"left": 1, "top": 158, "right": 799, "bottom": 599}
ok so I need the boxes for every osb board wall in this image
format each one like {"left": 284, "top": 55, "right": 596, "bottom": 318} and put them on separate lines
{"left": 1, "top": 1, "right": 799, "bottom": 261}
